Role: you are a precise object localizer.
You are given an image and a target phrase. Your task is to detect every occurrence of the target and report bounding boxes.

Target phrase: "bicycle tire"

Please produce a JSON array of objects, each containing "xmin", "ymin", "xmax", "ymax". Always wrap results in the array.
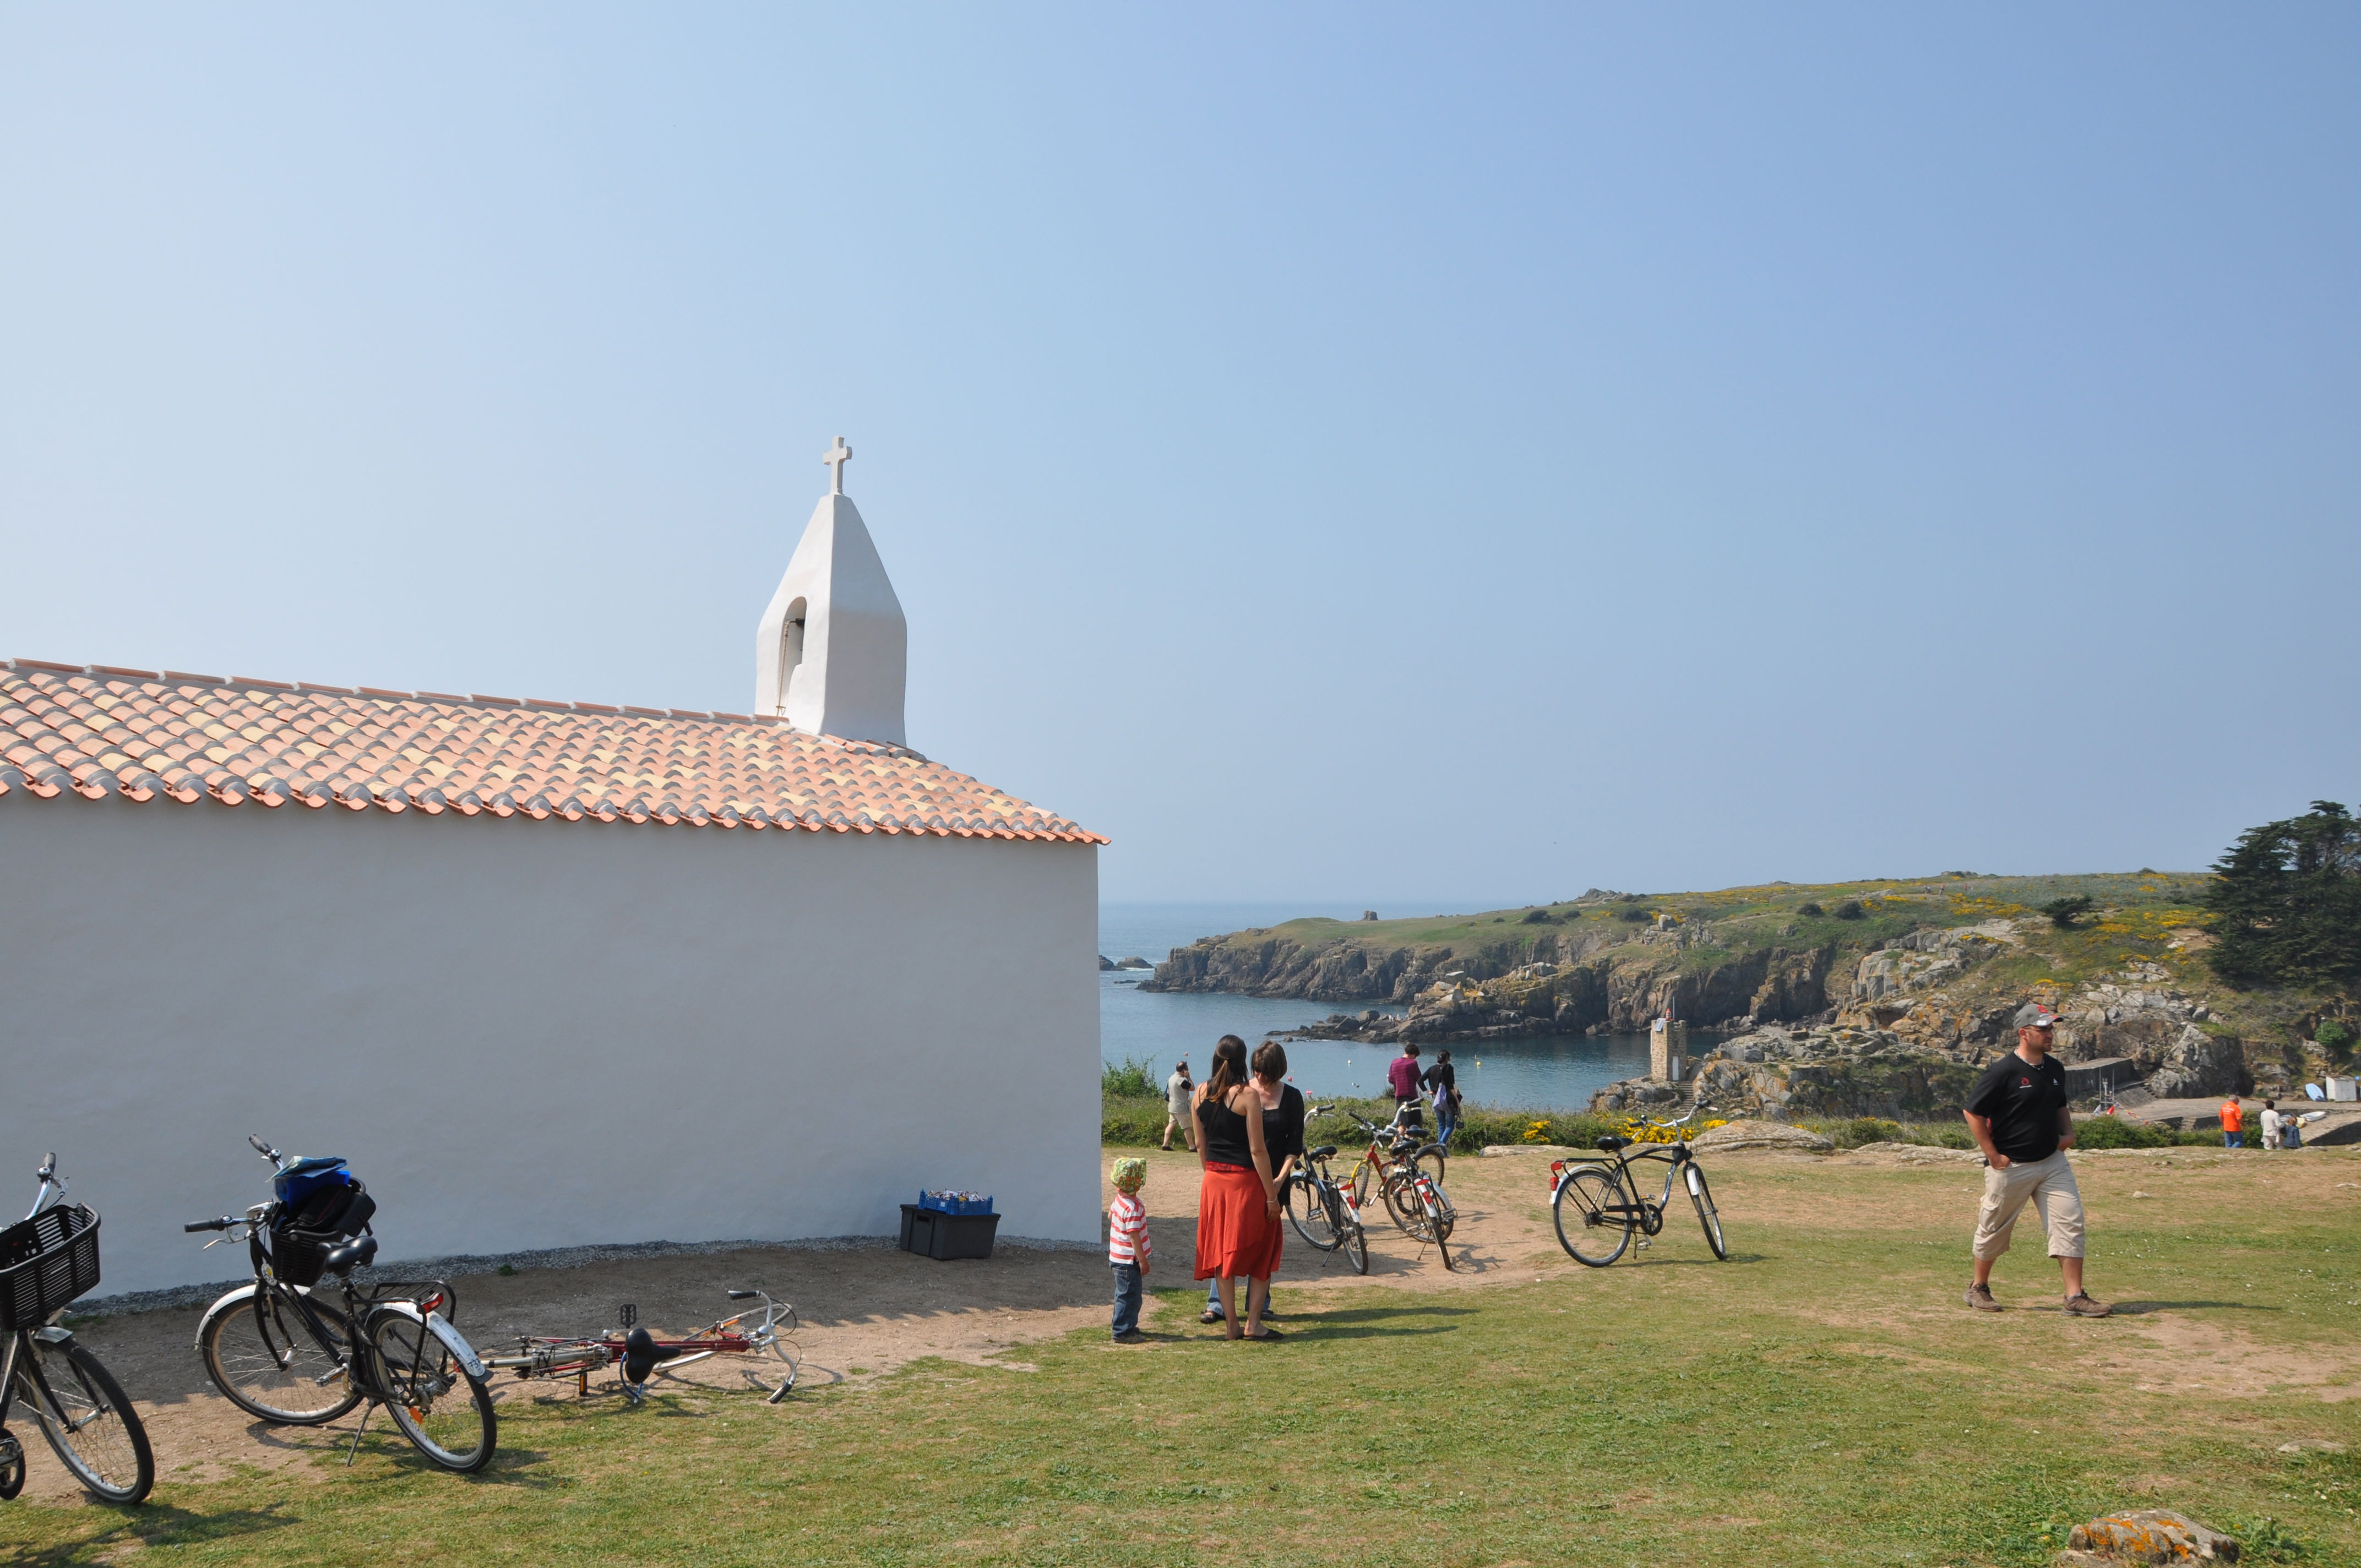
[
  {"xmin": 0, "ymin": 1424, "xmax": 24, "ymax": 1500},
  {"xmin": 1384, "ymin": 1169, "xmax": 1441, "ymax": 1242},
  {"xmin": 1685, "ymin": 1162, "xmax": 1728, "ymax": 1260},
  {"xmin": 1285, "ymin": 1174, "xmax": 1342, "ymax": 1252},
  {"xmin": 202, "ymin": 1288, "xmax": 362, "ymax": 1425},
  {"xmin": 1553, "ymin": 1166, "xmax": 1633, "ymax": 1267},
  {"xmin": 1419, "ymin": 1174, "xmax": 1457, "ymax": 1246},
  {"xmin": 368, "ymin": 1311, "xmax": 496, "ymax": 1473},
  {"xmin": 24, "ymin": 1339, "xmax": 153, "ymax": 1504},
  {"xmin": 1339, "ymin": 1201, "xmax": 1369, "ymax": 1274}
]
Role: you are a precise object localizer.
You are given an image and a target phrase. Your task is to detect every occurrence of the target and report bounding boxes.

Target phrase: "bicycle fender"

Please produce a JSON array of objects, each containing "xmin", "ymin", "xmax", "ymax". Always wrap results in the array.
[
  {"xmin": 194, "ymin": 1284, "xmax": 261, "ymax": 1351},
  {"xmin": 373, "ymin": 1302, "xmax": 489, "ymax": 1382}
]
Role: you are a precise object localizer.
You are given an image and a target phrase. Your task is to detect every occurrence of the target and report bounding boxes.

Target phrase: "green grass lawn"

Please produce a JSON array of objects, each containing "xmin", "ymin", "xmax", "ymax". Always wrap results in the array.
[{"xmin": 10, "ymin": 1155, "xmax": 2358, "ymax": 1567}]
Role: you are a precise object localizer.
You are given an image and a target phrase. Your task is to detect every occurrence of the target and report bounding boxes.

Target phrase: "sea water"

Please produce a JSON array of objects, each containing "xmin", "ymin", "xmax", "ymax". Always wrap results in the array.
[{"xmin": 1098, "ymin": 901, "xmax": 1653, "ymax": 1112}]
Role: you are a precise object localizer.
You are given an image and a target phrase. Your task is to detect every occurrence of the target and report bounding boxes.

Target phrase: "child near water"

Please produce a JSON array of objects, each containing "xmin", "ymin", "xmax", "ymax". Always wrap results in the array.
[{"xmin": 1108, "ymin": 1157, "xmax": 1151, "ymax": 1343}]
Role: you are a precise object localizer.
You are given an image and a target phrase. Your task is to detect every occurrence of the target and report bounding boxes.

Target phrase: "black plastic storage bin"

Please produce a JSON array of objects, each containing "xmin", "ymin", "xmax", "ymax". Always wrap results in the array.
[{"xmin": 898, "ymin": 1204, "xmax": 999, "ymax": 1261}]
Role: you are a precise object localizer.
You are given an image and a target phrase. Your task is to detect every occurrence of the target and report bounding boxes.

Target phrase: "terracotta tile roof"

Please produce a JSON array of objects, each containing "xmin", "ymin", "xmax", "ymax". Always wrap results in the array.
[{"xmin": 0, "ymin": 662, "xmax": 1105, "ymax": 843}]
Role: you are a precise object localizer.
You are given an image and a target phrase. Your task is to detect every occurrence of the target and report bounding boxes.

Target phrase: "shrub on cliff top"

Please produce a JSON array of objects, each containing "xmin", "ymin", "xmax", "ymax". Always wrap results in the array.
[
  {"xmin": 1796, "ymin": 902, "xmax": 1824, "ymax": 918},
  {"xmin": 1832, "ymin": 899, "xmax": 1865, "ymax": 920}
]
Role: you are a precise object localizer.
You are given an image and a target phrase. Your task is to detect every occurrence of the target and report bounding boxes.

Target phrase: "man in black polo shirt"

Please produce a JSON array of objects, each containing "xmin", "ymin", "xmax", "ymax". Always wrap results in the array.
[{"xmin": 1961, "ymin": 1004, "xmax": 2110, "ymax": 1316}]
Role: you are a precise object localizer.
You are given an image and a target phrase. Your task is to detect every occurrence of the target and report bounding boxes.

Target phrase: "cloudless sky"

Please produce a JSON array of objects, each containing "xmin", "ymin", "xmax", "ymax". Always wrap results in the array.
[{"xmin": 4, "ymin": 7, "xmax": 2356, "ymax": 908}]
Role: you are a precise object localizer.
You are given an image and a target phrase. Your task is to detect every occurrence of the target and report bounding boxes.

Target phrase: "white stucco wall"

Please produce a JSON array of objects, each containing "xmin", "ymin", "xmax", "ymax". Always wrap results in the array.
[{"xmin": 0, "ymin": 795, "xmax": 1099, "ymax": 1294}]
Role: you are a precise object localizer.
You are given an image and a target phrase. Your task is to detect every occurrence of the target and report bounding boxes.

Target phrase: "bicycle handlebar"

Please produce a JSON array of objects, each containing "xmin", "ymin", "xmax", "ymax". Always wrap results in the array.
[
  {"xmin": 727, "ymin": 1290, "xmax": 757, "ymax": 1300},
  {"xmin": 247, "ymin": 1134, "xmax": 281, "ymax": 1164},
  {"xmin": 185, "ymin": 1217, "xmax": 235, "ymax": 1232}
]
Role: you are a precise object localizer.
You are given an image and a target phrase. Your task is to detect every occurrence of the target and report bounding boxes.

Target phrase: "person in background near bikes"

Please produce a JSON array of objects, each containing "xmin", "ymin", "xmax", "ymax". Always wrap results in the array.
[
  {"xmin": 1107, "ymin": 1158, "xmax": 1151, "ymax": 1344},
  {"xmin": 2219, "ymin": 1095, "xmax": 2245, "ymax": 1150},
  {"xmin": 1162, "ymin": 1058, "xmax": 1195, "ymax": 1152},
  {"xmin": 1193, "ymin": 1035, "xmax": 1285, "ymax": 1341},
  {"xmin": 1387, "ymin": 1041, "xmax": 1424, "ymax": 1113},
  {"xmin": 1962, "ymin": 1005, "xmax": 2111, "ymax": 1317},
  {"xmin": 1423, "ymin": 1049, "xmax": 1460, "ymax": 1149},
  {"xmin": 1203, "ymin": 1042, "xmax": 1305, "ymax": 1326}
]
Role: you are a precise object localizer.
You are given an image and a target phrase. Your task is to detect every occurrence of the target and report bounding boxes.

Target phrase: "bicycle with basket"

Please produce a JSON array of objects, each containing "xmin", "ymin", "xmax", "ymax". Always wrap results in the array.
[
  {"xmin": 0, "ymin": 1153, "xmax": 154, "ymax": 1504},
  {"xmin": 186, "ymin": 1135, "xmax": 497, "ymax": 1473}
]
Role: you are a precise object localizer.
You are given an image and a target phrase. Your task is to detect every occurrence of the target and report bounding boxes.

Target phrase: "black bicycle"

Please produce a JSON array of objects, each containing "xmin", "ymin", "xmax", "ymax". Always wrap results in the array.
[
  {"xmin": 186, "ymin": 1135, "xmax": 496, "ymax": 1473},
  {"xmin": 0, "ymin": 1155, "xmax": 154, "ymax": 1504},
  {"xmin": 1282, "ymin": 1111, "xmax": 1370, "ymax": 1275},
  {"xmin": 1549, "ymin": 1108, "xmax": 1727, "ymax": 1266}
]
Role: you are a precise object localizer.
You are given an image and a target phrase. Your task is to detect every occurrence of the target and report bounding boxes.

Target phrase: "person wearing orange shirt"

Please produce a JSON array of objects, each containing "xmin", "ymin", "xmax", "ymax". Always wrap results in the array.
[{"xmin": 2219, "ymin": 1095, "xmax": 2244, "ymax": 1150}]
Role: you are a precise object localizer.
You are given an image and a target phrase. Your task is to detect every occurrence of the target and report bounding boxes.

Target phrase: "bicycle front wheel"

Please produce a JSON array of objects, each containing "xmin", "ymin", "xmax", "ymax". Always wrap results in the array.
[
  {"xmin": 1285, "ymin": 1174, "xmax": 1342, "ymax": 1252},
  {"xmin": 203, "ymin": 1288, "xmax": 362, "ymax": 1424},
  {"xmin": 1686, "ymin": 1162, "xmax": 1728, "ymax": 1260},
  {"xmin": 1339, "ymin": 1204, "xmax": 1369, "ymax": 1275},
  {"xmin": 1553, "ymin": 1166, "xmax": 1633, "ymax": 1267},
  {"xmin": 24, "ymin": 1338, "xmax": 153, "ymax": 1504},
  {"xmin": 368, "ymin": 1313, "xmax": 496, "ymax": 1473},
  {"xmin": 1419, "ymin": 1176, "xmax": 1457, "ymax": 1248}
]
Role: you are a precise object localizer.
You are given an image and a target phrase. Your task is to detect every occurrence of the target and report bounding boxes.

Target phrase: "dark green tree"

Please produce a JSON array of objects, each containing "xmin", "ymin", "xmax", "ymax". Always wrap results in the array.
[
  {"xmin": 2040, "ymin": 895, "xmax": 2095, "ymax": 929},
  {"xmin": 2204, "ymin": 801, "xmax": 2361, "ymax": 992}
]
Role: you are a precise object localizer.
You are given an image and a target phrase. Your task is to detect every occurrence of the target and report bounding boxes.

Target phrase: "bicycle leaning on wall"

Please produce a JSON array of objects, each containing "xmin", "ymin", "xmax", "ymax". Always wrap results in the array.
[
  {"xmin": 0, "ymin": 1154, "xmax": 154, "ymax": 1504},
  {"xmin": 185, "ymin": 1135, "xmax": 497, "ymax": 1473},
  {"xmin": 1548, "ymin": 1107, "xmax": 1728, "ymax": 1267}
]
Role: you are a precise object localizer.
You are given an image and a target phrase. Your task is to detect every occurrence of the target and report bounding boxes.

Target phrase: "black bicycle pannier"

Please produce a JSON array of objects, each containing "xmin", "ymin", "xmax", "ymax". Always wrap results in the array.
[{"xmin": 268, "ymin": 1178, "xmax": 376, "ymax": 1288}]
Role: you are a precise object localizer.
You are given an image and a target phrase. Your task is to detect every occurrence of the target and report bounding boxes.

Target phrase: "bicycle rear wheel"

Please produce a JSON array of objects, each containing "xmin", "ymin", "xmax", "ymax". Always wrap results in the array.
[
  {"xmin": 1553, "ymin": 1166, "xmax": 1633, "ymax": 1267},
  {"xmin": 1381, "ymin": 1171, "xmax": 1434, "ymax": 1241},
  {"xmin": 0, "ymin": 1424, "xmax": 25, "ymax": 1500},
  {"xmin": 203, "ymin": 1288, "xmax": 361, "ymax": 1424},
  {"xmin": 1285, "ymin": 1173, "xmax": 1342, "ymax": 1251},
  {"xmin": 24, "ymin": 1338, "xmax": 153, "ymax": 1504},
  {"xmin": 1685, "ymin": 1162, "xmax": 1728, "ymax": 1260},
  {"xmin": 368, "ymin": 1313, "xmax": 496, "ymax": 1473}
]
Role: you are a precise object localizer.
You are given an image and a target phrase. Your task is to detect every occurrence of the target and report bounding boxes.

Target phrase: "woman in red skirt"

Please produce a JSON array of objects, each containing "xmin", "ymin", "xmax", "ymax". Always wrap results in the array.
[{"xmin": 1194, "ymin": 1035, "xmax": 1285, "ymax": 1340}]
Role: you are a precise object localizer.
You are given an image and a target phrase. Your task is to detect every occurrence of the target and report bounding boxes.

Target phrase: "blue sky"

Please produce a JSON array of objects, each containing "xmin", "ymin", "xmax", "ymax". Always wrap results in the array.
[{"xmin": 3, "ymin": 7, "xmax": 2355, "ymax": 908}]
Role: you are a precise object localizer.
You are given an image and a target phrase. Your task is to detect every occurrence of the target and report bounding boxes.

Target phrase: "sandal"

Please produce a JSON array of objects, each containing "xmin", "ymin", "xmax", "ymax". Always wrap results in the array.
[
  {"xmin": 1198, "ymin": 1309, "xmax": 1225, "ymax": 1325},
  {"xmin": 1242, "ymin": 1327, "xmax": 1285, "ymax": 1341}
]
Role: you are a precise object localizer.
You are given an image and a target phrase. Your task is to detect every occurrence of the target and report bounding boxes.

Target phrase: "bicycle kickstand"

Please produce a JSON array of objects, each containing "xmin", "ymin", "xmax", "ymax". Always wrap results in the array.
[{"xmin": 344, "ymin": 1402, "xmax": 376, "ymax": 1467}]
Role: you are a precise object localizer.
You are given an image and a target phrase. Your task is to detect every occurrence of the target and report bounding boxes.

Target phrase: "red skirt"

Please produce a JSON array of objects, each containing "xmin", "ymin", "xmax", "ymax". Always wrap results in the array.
[{"xmin": 1195, "ymin": 1162, "xmax": 1283, "ymax": 1281}]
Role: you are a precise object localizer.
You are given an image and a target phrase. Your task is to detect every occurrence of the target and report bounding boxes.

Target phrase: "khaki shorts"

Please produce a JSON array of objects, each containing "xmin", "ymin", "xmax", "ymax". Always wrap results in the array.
[{"xmin": 1972, "ymin": 1150, "xmax": 2085, "ymax": 1261}]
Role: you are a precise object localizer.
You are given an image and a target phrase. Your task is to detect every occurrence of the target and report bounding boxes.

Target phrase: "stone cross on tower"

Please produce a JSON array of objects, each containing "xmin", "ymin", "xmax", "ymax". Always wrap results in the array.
[{"xmin": 823, "ymin": 435, "xmax": 852, "ymax": 494}]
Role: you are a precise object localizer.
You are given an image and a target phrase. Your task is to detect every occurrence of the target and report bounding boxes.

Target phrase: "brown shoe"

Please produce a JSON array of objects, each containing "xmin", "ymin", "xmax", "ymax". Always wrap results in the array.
[
  {"xmin": 2064, "ymin": 1292, "xmax": 2113, "ymax": 1317},
  {"xmin": 1964, "ymin": 1283, "xmax": 2003, "ymax": 1312}
]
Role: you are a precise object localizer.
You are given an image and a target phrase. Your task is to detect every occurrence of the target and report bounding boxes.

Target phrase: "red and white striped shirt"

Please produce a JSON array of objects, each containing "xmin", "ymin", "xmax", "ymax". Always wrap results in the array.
[{"xmin": 1108, "ymin": 1192, "xmax": 1151, "ymax": 1265}]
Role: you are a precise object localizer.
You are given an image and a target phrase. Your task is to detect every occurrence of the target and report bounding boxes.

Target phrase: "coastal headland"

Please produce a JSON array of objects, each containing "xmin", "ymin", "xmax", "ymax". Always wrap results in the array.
[{"xmin": 1144, "ymin": 873, "xmax": 2355, "ymax": 1128}]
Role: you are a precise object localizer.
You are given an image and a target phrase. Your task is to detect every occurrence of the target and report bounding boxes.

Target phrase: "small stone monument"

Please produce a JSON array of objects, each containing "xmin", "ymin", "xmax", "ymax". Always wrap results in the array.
[{"xmin": 1650, "ymin": 1017, "xmax": 1689, "ymax": 1083}]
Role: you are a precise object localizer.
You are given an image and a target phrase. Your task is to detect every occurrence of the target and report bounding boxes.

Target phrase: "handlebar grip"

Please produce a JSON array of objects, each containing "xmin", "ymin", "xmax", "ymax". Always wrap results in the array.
[
  {"xmin": 727, "ymin": 1290, "xmax": 757, "ymax": 1300},
  {"xmin": 185, "ymin": 1217, "xmax": 232, "ymax": 1232},
  {"xmin": 247, "ymin": 1134, "xmax": 275, "ymax": 1157}
]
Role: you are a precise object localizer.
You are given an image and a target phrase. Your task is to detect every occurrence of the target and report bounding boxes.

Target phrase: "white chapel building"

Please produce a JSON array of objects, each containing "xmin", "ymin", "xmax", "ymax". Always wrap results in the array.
[{"xmin": 0, "ymin": 445, "xmax": 1105, "ymax": 1294}]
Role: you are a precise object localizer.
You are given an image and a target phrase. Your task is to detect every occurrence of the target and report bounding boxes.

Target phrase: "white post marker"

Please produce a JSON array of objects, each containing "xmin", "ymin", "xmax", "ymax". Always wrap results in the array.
[{"xmin": 823, "ymin": 435, "xmax": 852, "ymax": 494}]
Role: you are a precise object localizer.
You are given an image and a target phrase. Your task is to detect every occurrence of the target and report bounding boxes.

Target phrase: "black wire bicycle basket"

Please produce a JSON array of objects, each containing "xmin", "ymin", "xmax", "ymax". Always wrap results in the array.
[{"xmin": 0, "ymin": 1202, "xmax": 102, "ymax": 1331}]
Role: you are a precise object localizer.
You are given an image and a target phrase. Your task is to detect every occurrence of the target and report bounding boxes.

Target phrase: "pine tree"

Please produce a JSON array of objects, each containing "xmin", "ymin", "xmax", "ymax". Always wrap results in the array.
[{"xmin": 2204, "ymin": 801, "xmax": 2361, "ymax": 993}]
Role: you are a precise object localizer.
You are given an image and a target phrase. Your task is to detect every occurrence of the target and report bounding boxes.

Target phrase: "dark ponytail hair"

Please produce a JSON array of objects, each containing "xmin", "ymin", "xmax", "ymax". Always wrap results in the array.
[
  {"xmin": 1204, "ymin": 1035, "xmax": 1249, "ymax": 1107},
  {"xmin": 1252, "ymin": 1041, "xmax": 1288, "ymax": 1081}
]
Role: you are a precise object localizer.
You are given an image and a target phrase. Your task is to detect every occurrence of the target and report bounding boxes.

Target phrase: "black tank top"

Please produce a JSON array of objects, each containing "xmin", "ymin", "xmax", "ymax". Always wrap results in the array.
[{"xmin": 1197, "ymin": 1088, "xmax": 1256, "ymax": 1167}]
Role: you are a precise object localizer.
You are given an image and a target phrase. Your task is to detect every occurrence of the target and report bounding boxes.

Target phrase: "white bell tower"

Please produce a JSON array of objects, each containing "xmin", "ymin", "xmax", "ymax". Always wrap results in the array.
[{"xmin": 754, "ymin": 437, "xmax": 909, "ymax": 745}]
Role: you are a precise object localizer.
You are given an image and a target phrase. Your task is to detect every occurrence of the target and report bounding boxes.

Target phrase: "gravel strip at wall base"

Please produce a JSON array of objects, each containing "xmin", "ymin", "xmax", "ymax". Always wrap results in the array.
[{"xmin": 74, "ymin": 1231, "xmax": 1096, "ymax": 1319}]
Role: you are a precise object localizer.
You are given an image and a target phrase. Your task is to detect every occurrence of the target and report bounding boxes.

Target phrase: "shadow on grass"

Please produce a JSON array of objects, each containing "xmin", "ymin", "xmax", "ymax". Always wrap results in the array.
[
  {"xmin": 4, "ymin": 1500, "xmax": 300, "ymax": 1566},
  {"xmin": 2097, "ymin": 1300, "xmax": 2267, "ymax": 1315}
]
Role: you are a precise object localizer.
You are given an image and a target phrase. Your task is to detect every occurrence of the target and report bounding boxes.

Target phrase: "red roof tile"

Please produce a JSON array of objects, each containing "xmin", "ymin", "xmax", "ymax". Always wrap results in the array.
[{"xmin": 0, "ymin": 662, "xmax": 1105, "ymax": 844}]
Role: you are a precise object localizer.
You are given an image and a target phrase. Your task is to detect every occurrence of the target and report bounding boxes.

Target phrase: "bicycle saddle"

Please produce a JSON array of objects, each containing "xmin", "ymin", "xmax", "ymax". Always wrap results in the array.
[
  {"xmin": 1596, "ymin": 1135, "xmax": 1628, "ymax": 1153},
  {"xmin": 1308, "ymin": 1145, "xmax": 1337, "ymax": 1161},
  {"xmin": 621, "ymin": 1325, "xmax": 681, "ymax": 1385},
  {"xmin": 322, "ymin": 1234, "xmax": 379, "ymax": 1276}
]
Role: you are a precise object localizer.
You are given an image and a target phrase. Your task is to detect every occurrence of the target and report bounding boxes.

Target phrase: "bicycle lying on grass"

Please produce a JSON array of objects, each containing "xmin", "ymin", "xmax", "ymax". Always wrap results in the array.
[
  {"xmin": 0, "ymin": 1155, "xmax": 154, "ymax": 1504},
  {"xmin": 479, "ymin": 1292, "xmax": 801, "ymax": 1405},
  {"xmin": 187, "ymin": 1135, "xmax": 497, "ymax": 1473},
  {"xmin": 1549, "ymin": 1107, "xmax": 1727, "ymax": 1267},
  {"xmin": 1283, "ymin": 1111, "xmax": 1370, "ymax": 1275}
]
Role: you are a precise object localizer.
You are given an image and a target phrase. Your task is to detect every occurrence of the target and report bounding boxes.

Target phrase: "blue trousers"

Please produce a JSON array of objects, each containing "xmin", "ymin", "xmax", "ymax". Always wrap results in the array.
[
  {"xmin": 1112, "ymin": 1263, "xmax": 1143, "ymax": 1337},
  {"xmin": 2224, "ymin": 1131, "xmax": 2244, "ymax": 1148}
]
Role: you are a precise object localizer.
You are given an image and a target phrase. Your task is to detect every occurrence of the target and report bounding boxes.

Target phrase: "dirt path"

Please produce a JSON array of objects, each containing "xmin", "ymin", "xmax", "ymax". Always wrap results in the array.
[{"xmin": 21, "ymin": 1144, "xmax": 2360, "ymax": 1502}]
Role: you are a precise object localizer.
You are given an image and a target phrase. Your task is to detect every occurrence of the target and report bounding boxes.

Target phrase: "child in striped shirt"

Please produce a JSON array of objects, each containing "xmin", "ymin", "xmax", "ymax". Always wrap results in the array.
[{"xmin": 1108, "ymin": 1158, "xmax": 1151, "ymax": 1343}]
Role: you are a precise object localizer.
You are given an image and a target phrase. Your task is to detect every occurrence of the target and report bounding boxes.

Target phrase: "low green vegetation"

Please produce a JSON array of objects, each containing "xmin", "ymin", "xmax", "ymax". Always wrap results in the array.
[{"xmin": 12, "ymin": 1156, "xmax": 2355, "ymax": 1566}]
